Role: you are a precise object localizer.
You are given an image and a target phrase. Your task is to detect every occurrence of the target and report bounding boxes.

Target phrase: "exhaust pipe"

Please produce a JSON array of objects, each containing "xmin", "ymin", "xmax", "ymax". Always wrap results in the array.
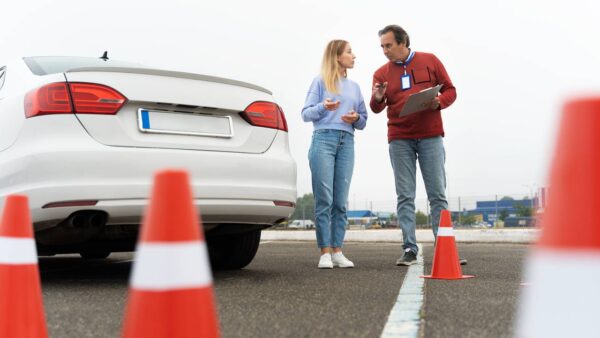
[{"xmin": 36, "ymin": 210, "xmax": 108, "ymax": 246}]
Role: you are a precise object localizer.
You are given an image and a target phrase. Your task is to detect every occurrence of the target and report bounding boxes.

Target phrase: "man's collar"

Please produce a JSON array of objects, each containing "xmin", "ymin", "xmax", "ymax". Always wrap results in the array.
[{"xmin": 395, "ymin": 49, "xmax": 415, "ymax": 65}]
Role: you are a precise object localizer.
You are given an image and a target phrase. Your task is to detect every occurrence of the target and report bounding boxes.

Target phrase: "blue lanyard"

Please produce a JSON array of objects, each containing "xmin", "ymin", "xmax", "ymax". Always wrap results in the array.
[{"xmin": 395, "ymin": 50, "xmax": 415, "ymax": 75}]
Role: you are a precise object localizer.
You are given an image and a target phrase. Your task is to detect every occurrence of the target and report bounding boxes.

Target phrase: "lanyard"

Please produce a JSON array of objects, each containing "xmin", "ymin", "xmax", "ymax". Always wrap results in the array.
[{"xmin": 395, "ymin": 50, "xmax": 415, "ymax": 75}]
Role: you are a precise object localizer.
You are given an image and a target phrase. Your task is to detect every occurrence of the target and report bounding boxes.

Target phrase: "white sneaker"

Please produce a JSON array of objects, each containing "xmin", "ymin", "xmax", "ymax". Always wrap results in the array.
[
  {"xmin": 318, "ymin": 253, "xmax": 333, "ymax": 269},
  {"xmin": 332, "ymin": 252, "xmax": 354, "ymax": 268}
]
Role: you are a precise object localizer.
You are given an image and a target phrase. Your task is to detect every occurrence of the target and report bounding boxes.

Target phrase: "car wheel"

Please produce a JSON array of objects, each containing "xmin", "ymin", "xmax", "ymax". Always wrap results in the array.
[
  {"xmin": 80, "ymin": 251, "xmax": 111, "ymax": 259},
  {"xmin": 208, "ymin": 229, "xmax": 261, "ymax": 270}
]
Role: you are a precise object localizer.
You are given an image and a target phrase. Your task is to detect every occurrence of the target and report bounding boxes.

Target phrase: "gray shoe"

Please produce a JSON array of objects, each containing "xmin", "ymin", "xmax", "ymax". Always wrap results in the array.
[{"xmin": 396, "ymin": 249, "xmax": 417, "ymax": 266}]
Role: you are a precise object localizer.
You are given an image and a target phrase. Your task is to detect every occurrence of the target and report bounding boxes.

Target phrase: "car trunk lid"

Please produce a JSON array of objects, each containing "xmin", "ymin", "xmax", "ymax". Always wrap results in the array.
[{"xmin": 63, "ymin": 67, "xmax": 279, "ymax": 154}]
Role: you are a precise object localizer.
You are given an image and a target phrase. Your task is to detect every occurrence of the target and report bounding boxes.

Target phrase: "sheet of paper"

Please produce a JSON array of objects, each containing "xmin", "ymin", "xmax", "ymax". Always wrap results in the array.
[{"xmin": 399, "ymin": 84, "xmax": 442, "ymax": 117}]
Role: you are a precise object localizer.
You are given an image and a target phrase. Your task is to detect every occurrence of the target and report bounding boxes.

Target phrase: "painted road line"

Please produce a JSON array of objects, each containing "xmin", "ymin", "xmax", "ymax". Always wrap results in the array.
[{"xmin": 380, "ymin": 244, "xmax": 424, "ymax": 338}]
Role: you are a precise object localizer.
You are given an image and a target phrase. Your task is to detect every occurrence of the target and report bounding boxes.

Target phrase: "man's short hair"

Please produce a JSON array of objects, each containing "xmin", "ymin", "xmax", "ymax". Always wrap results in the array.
[{"xmin": 378, "ymin": 25, "xmax": 410, "ymax": 48}]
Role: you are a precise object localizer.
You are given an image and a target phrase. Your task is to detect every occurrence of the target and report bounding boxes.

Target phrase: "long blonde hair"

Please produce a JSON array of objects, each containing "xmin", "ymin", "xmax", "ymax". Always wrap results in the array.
[{"xmin": 320, "ymin": 39, "xmax": 348, "ymax": 94}]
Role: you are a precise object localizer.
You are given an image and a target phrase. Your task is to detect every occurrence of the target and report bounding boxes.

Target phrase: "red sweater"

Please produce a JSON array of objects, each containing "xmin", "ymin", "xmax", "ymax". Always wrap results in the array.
[{"xmin": 370, "ymin": 52, "xmax": 456, "ymax": 142}]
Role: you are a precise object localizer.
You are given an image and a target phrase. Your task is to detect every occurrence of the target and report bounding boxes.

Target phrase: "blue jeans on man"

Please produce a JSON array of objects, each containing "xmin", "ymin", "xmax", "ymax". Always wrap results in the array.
[
  {"xmin": 308, "ymin": 129, "xmax": 354, "ymax": 249},
  {"xmin": 389, "ymin": 136, "xmax": 448, "ymax": 254}
]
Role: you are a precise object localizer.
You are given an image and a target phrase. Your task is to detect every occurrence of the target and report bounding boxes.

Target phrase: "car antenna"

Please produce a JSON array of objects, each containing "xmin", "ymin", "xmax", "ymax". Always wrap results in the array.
[{"xmin": 100, "ymin": 51, "xmax": 109, "ymax": 61}]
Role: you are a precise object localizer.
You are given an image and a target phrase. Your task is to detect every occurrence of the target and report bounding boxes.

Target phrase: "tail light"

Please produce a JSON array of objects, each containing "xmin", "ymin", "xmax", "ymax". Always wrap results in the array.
[
  {"xmin": 240, "ymin": 101, "xmax": 288, "ymax": 131},
  {"xmin": 24, "ymin": 83, "xmax": 72, "ymax": 117},
  {"xmin": 69, "ymin": 83, "xmax": 126, "ymax": 114},
  {"xmin": 25, "ymin": 82, "xmax": 127, "ymax": 118}
]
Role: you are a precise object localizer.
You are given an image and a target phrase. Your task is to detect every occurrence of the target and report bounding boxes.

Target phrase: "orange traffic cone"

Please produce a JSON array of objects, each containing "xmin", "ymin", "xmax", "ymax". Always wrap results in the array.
[
  {"xmin": 516, "ymin": 97, "xmax": 600, "ymax": 337},
  {"xmin": 122, "ymin": 170, "xmax": 220, "ymax": 338},
  {"xmin": 0, "ymin": 195, "xmax": 48, "ymax": 338},
  {"xmin": 422, "ymin": 210, "xmax": 474, "ymax": 280}
]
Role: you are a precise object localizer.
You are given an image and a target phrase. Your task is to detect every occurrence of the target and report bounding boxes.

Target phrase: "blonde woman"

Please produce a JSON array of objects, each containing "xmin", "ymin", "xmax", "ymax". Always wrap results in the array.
[{"xmin": 301, "ymin": 40, "xmax": 368, "ymax": 269}]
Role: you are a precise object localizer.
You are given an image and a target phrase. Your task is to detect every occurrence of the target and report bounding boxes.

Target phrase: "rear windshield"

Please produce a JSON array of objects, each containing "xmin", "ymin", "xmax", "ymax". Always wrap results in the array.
[{"xmin": 23, "ymin": 56, "xmax": 143, "ymax": 76}]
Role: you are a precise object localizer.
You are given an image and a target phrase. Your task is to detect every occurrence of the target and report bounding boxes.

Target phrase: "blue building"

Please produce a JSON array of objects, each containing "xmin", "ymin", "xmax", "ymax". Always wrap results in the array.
[
  {"xmin": 346, "ymin": 210, "xmax": 377, "ymax": 226},
  {"xmin": 460, "ymin": 198, "xmax": 536, "ymax": 224}
]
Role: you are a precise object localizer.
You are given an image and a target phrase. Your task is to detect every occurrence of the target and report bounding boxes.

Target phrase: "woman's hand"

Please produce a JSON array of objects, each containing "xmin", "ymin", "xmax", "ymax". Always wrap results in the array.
[
  {"xmin": 342, "ymin": 110, "xmax": 359, "ymax": 124},
  {"xmin": 323, "ymin": 98, "xmax": 341, "ymax": 111}
]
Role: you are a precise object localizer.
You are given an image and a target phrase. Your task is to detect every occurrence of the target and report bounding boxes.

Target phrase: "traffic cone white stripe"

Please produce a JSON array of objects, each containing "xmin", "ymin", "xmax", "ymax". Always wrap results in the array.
[
  {"xmin": 517, "ymin": 250, "xmax": 600, "ymax": 337},
  {"xmin": 130, "ymin": 241, "xmax": 213, "ymax": 290},
  {"xmin": 0, "ymin": 236, "xmax": 38, "ymax": 264},
  {"xmin": 437, "ymin": 227, "xmax": 454, "ymax": 237}
]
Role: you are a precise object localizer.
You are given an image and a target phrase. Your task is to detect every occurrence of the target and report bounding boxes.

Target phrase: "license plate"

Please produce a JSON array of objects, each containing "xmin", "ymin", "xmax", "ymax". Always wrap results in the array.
[{"xmin": 137, "ymin": 109, "xmax": 233, "ymax": 138}]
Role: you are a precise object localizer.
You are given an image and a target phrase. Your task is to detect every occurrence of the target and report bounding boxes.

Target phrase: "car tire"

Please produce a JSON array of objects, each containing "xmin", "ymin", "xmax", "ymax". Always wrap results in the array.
[
  {"xmin": 80, "ymin": 251, "xmax": 111, "ymax": 259},
  {"xmin": 208, "ymin": 229, "xmax": 261, "ymax": 270}
]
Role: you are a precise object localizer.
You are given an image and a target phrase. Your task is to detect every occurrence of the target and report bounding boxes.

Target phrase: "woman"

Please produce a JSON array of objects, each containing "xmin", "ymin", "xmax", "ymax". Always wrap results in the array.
[{"xmin": 301, "ymin": 40, "xmax": 368, "ymax": 269}]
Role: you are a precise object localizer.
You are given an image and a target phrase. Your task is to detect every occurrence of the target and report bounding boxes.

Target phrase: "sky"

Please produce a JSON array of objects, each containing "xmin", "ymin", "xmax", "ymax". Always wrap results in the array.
[{"xmin": 1, "ymin": 0, "xmax": 599, "ymax": 212}]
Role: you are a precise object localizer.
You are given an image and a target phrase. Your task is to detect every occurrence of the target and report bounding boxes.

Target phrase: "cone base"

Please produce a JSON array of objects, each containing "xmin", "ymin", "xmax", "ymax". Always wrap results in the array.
[
  {"xmin": 122, "ymin": 287, "xmax": 219, "ymax": 338},
  {"xmin": 420, "ymin": 274, "xmax": 475, "ymax": 280},
  {"xmin": 0, "ymin": 264, "xmax": 48, "ymax": 338}
]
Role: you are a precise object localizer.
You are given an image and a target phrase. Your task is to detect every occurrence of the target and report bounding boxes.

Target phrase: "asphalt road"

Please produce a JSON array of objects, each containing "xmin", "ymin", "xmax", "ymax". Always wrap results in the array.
[
  {"xmin": 422, "ymin": 243, "xmax": 529, "ymax": 338},
  {"xmin": 37, "ymin": 242, "xmax": 529, "ymax": 338}
]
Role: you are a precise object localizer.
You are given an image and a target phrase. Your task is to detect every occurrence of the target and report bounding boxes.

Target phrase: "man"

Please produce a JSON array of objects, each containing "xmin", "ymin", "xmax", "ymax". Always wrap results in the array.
[{"xmin": 370, "ymin": 25, "xmax": 466, "ymax": 266}]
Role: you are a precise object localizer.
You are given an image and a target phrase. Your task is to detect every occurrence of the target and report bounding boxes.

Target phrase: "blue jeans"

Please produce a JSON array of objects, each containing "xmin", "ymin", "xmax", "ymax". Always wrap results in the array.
[
  {"xmin": 389, "ymin": 136, "xmax": 448, "ymax": 254},
  {"xmin": 308, "ymin": 129, "xmax": 354, "ymax": 248}
]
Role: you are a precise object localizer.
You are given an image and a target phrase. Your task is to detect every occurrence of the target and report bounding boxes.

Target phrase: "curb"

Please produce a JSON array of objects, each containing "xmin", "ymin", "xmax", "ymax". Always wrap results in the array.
[{"xmin": 262, "ymin": 229, "xmax": 538, "ymax": 244}]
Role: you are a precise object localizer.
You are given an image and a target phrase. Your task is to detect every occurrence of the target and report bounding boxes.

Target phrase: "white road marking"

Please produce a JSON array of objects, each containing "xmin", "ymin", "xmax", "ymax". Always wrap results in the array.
[{"xmin": 380, "ymin": 244, "xmax": 424, "ymax": 338}]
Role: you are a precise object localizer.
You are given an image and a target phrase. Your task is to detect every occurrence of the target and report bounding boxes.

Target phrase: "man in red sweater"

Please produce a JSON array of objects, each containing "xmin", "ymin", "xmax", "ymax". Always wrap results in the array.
[{"xmin": 370, "ymin": 25, "xmax": 466, "ymax": 266}]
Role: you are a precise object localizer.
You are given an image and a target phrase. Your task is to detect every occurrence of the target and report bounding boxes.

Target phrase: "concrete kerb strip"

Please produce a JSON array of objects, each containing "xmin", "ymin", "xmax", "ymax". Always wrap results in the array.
[{"xmin": 261, "ymin": 229, "xmax": 538, "ymax": 244}]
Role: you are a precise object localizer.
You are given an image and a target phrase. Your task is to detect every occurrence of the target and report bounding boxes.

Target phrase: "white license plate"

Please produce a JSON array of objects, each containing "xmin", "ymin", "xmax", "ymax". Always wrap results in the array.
[{"xmin": 137, "ymin": 109, "xmax": 233, "ymax": 138}]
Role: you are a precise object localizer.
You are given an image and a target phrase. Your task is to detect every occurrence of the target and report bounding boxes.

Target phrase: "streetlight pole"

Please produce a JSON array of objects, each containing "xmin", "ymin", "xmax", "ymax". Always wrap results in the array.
[
  {"xmin": 458, "ymin": 197, "xmax": 462, "ymax": 225},
  {"xmin": 495, "ymin": 195, "xmax": 498, "ymax": 228},
  {"xmin": 522, "ymin": 184, "xmax": 537, "ymax": 227},
  {"xmin": 522, "ymin": 184, "xmax": 536, "ymax": 212}
]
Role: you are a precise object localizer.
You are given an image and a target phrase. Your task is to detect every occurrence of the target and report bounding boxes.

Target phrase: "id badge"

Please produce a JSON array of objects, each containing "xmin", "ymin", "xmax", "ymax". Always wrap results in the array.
[{"xmin": 401, "ymin": 74, "xmax": 411, "ymax": 90}]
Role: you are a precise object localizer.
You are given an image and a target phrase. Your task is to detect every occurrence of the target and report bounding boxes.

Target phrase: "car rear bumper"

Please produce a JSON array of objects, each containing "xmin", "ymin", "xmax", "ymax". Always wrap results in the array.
[{"xmin": 0, "ymin": 116, "xmax": 296, "ymax": 229}]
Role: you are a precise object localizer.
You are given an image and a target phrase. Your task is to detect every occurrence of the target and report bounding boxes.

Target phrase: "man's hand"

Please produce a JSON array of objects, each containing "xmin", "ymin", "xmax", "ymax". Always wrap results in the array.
[
  {"xmin": 341, "ymin": 110, "xmax": 359, "ymax": 124},
  {"xmin": 372, "ymin": 82, "xmax": 388, "ymax": 103},
  {"xmin": 429, "ymin": 97, "xmax": 440, "ymax": 110},
  {"xmin": 323, "ymin": 98, "xmax": 341, "ymax": 111}
]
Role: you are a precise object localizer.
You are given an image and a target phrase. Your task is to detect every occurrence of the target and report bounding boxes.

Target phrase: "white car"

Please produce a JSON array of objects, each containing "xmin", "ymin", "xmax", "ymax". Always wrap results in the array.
[
  {"xmin": 288, "ymin": 219, "xmax": 315, "ymax": 229},
  {"xmin": 0, "ymin": 55, "xmax": 296, "ymax": 269}
]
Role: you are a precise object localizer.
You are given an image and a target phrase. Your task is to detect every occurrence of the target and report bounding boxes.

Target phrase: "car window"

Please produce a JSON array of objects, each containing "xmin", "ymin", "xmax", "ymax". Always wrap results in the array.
[
  {"xmin": 23, "ymin": 56, "xmax": 143, "ymax": 76},
  {"xmin": 0, "ymin": 66, "xmax": 6, "ymax": 91}
]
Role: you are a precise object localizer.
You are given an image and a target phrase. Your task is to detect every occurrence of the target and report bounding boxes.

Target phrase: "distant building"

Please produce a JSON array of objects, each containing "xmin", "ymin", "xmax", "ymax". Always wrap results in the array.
[
  {"xmin": 503, "ymin": 216, "xmax": 537, "ymax": 227},
  {"xmin": 456, "ymin": 198, "xmax": 537, "ymax": 224},
  {"xmin": 537, "ymin": 187, "xmax": 548, "ymax": 212},
  {"xmin": 347, "ymin": 210, "xmax": 378, "ymax": 227},
  {"xmin": 375, "ymin": 211, "xmax": 394, "ymax": 225}
]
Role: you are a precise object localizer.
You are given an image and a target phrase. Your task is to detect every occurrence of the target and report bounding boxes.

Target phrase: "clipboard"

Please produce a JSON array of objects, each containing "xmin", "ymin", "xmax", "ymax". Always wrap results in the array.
[{"xmin": 399, "ymin": 84, "xmax": 442, "ymax": 117}]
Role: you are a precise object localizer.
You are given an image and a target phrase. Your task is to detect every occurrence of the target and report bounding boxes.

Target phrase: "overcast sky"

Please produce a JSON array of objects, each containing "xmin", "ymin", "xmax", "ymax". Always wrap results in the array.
[{"xmin": 2, "ymin": 0, "xmax": 599, "ymax": 212}]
